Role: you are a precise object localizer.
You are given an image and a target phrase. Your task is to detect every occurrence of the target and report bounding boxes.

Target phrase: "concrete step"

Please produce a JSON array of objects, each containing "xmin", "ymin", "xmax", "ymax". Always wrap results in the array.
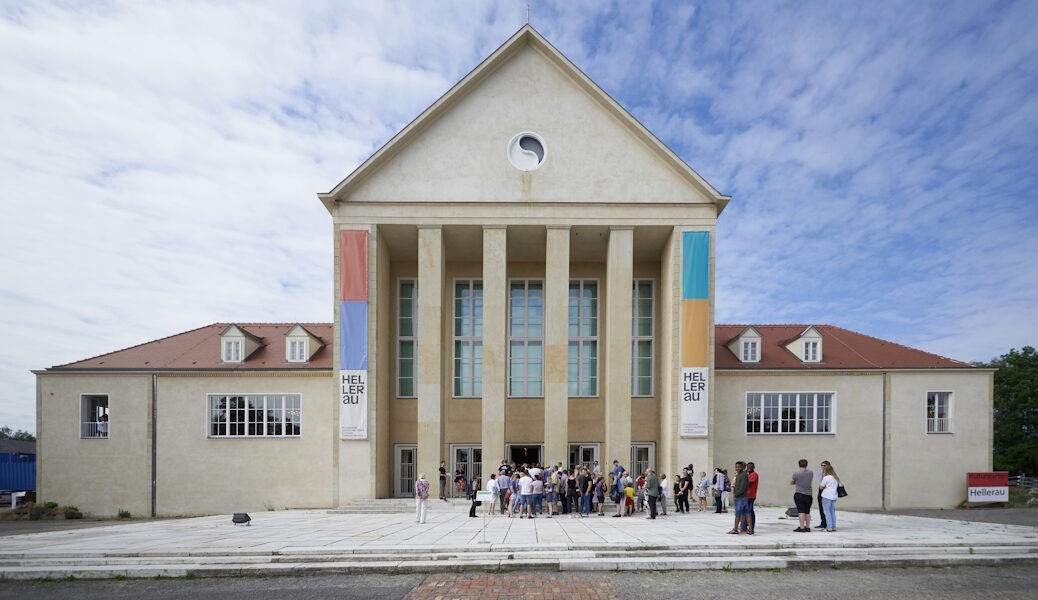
[{"xmin": 2, "ymin": 549, "xmax": 1036, "ymax": 580}]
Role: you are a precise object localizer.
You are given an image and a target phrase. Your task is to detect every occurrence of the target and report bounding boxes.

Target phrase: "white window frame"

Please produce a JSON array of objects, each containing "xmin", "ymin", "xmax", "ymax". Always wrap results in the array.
[
  {"xmin": 508, "ymin": 279, "xmax": 544, "ymax": 398},
  {"xmin": 397, "ymin": 278, "xmax": 418, "ymax": 398},
  {"xmin": 804, "ymin": 340, "xmax": 819, "ymax": 362},
  {"xmin": 926, "ymin": 391, "xmax": 953, "ymax": 434},
  {"xmin": 223, "ymin": 338, "xmax": 242, "ymax": 363},
  {"xmin": 206, "ymin": 393, "xmax": 302, "ymax": 438},
  {"xmin": 567, "ymin": 442, "xmax": 601, "ymax": 469},
  {"xmin": 631, "ymin": 279, "xmax": 654, "ymax": 397},
  {"xmin": 744, "ymin": 391, "xmax": 836, "ymax": 435},
  {"xmin": 394, "ymin": 444, "xmax": 418, "ymax": 498},
  {"xmin": 453, "ymin": 279, "xmax": 483, "ymax": 398},
  {"xmin": 287, "ymin": 338, "xmax": 308, "ymax": 363},
  {"xmin": 630, "ymin": 442, "xmax": 656, "ymax": 475},
  {"xmin": 568, "ymin": 279, "xmax": 599, "ymax": 397},
  {"xmin": 79, "ymin": 393, "xmax": 109, "ymax": 439},
  {"xmin": 741, "ymin": 339, "xmax": 759, "ymax": 363},
  {"xmin": 450, "ymin": 443, "xmax": 483, "ymax": 484}
]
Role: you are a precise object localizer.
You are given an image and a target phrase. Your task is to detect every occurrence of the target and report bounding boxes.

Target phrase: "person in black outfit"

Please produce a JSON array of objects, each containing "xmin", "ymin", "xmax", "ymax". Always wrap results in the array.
[
  {"xmin": 468, "ymin": 473, "xmax": 482, "ymax": 517},
  {"xmin": 566, "ymin": 469, "xmax": 578, "ymax": 515},
  {"xmin": 678, "ymin": 468, "xmax": 692, "ymax": 513},
  {"xmin": 438, "ymin": 460, "xmax": 447, "ymax": 501}
]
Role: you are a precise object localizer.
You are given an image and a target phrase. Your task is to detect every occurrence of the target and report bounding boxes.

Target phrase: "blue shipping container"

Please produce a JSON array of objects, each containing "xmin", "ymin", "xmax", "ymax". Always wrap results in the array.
[{"xmin": 0, "ymin": 453, "xmax": 36, "ymax": 491}]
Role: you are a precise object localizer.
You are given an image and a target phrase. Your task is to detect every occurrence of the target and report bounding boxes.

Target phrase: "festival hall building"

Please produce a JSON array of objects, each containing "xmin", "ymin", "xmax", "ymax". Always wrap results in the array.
[{"xmin": 33, "ymin": 26, "xmax": 992, "ymax": 516}]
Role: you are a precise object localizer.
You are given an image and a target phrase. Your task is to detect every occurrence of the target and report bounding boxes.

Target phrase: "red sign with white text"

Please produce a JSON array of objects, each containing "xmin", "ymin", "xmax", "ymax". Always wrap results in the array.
[{"xmin": 967, "ymin": 472, "xmax": 1009, "ymax": 503}]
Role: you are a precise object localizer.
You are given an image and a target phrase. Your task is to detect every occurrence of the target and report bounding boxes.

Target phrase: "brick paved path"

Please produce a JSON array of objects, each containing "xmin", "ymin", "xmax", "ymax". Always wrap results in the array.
[{"xmin": 404, "ymin": 574, "xmax": 621, "ymax": 600}]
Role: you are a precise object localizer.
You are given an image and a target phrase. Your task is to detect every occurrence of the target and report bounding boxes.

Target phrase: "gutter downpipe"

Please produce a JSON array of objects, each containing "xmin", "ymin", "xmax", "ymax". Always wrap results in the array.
[
  {"xmin": 880, "ymin": 369, "xmax": 888, "ymax": 508},
  {"xmin": 151, "ymin": 373, "xmax": 157, "ymax": 517}
]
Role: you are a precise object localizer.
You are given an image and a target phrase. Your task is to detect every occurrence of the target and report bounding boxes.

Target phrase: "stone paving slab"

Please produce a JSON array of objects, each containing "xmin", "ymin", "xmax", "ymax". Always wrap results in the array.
[{"xmin": 0, "ymin": 507, "xmax": 1035, "ymax": 579}]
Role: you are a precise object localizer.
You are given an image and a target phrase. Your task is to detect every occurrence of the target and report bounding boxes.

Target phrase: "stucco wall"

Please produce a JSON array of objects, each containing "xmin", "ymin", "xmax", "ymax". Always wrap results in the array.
[
  {"xmin": 346, "ymin": 43, "xmax": 711, "ymax": 206},
  {"xmin": 36, "ymin": 373, "xmax": 152, "ymax": 517},
  {"xmin": 713, "ymin": 371, "xmax": 885, "ymax": 510},
  {"xmin": 887, "ymin": 370, "xmax": 993, "ymax": 508},
  {"xmin": 154, "ymin": 373, "xmax": 334, "ymax": 515}
]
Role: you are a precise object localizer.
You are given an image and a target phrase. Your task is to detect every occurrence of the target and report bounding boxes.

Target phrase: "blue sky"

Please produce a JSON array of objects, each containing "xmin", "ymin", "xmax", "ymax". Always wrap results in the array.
[{"xmin": 2, "ymin": 1, "xmax": 1037, "ymax": 434}]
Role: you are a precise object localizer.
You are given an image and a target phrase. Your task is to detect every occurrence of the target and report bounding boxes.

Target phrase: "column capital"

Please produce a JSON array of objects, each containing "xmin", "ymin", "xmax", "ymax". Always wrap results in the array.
[
  {"xmin": 609, "ymin": 225, "xmax": 635, "ymax": 232},
  {"xmin": 482, "ymin": 224, "xmax": 508, "ymax": 231},
  {"xmin": 545, "ymin": 225, "xmax": 571, "ymax": 231},
  {"xmin": 417, "ymin": 224, "xmax": 442, "ymax": 231}
]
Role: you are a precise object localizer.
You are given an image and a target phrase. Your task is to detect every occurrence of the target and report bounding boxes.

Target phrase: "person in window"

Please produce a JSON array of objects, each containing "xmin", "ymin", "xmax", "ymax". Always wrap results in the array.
[{"xmin": 96, "ymin": 414, "xmax": 108, "ymax": 437}]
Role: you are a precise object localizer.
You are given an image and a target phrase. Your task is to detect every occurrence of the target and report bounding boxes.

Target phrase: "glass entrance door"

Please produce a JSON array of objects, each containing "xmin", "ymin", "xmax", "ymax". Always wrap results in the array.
[
  {"xmin": 630, "ymin": 442, "xmax": 655, "ymax": 476},
  {"xmin": 568, "ymin": 443, "xmax": 600, "ymax": 470},
  {"xmin": 395, "ymin": 445, "xmax": 417, "ymax": 498},
  {"xmin": 452, "ymin": 445, "xmax": 482, "ymax": 489}
]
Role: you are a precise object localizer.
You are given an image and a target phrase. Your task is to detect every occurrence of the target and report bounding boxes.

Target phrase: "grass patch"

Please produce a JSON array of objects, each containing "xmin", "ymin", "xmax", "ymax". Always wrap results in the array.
[{"xmin": 1005, "ymin": 486, "xmax": 1035, "ymax": 509}]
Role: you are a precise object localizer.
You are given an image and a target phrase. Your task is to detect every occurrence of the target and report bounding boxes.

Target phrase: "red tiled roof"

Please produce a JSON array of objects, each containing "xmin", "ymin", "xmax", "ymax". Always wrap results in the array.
[
  {"xmin": 48, "ymin": 322, "xmax": 970, "ymax": 372},
  {"xmin": 49, "ymin": 323, "xmax": 333, "ymax": 371},
  {"xmin": 715, "ymin": 324, "xmax": 970, "ymax": 370}
]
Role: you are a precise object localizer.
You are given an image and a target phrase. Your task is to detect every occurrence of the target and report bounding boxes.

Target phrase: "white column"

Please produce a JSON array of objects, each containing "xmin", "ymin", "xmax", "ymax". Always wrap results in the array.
[
  {"xmin": 544, "ymin": 226, "xmax": 570, "ymax": 465},
  {"xmin": 604, "ymin": 226, "xmax": 633, "ymax": 472},
  {"xmin": 416, "ymin": 226, "xmax": 445, "ymax": 486},
  {"xmin": 482, "ymin": 226, "xmax": 507, "ymax": 468}
]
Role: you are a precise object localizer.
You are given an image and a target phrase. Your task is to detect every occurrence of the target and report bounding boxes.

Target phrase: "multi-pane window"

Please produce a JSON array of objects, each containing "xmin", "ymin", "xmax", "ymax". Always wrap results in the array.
[
  {"xmin": 927, "ymin": 392, "xmax": 951, "ymax": 433},
  {"xmin": 453, "ymin": 280, "xmax": 483, "ymax": 397},
  {"xmin": 745, "ymin": 392, "xmax": 833, "ymax": 434},
  {"xmin": 508, "ymin": 280, "xmax": 543, "ymax": 397},
  {"xmin": 398, "ymin": 280, "xmax": 417, "ymax": 397},
  {"xmin": 80, "ymin": 394, "xmax": 109, "ymax": 438},
  {"xmin": 208, "ymin": 394, "xmax": 301, "ymax": 437},
  {"xmin": 568, "ymin": 280, "xmax": 598, "ymax": 397},
  {"xmin": 287, "ymin": 339, "xmax": 307, "ymax": 362},
  {"xmin": 223, "ymin": 339, "xmax": 242, "ymax": 363},
  {"xmin": 804, "ymin": 340, "xmax": 819, "ymax": 362},
  {"xmin": 631, "ymin": 280, "xmax": 654, "ymax": 396},
  {"xmin": 742, "ymin": 340, "xmax": 758, "ymax": 362}
]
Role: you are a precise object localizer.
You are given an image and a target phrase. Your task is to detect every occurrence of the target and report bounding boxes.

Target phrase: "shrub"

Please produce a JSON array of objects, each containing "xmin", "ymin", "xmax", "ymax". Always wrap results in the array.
[
  {"xmin": 43, "ymin": 501, "xmax": 58, "ymax": 510},
  {"xmin": 61, "ymin": 505, "xmax": 83, "ymax": 519},
  {"xmin": 118, "ymin": 509, "xmax": 131, "ymax": 519}
]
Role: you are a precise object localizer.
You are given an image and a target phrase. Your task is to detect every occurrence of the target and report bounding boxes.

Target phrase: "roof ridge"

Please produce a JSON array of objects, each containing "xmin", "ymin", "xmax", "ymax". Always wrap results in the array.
[{"xmin": 49, "ymin": 323, "xmax": 222, "ymax": 369}]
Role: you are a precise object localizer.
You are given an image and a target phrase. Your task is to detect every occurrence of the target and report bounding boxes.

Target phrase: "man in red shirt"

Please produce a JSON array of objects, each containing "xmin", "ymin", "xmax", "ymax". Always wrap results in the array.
[{"xmin": 746, "ymin": 462, "xmax": 759, "ymax": 534}]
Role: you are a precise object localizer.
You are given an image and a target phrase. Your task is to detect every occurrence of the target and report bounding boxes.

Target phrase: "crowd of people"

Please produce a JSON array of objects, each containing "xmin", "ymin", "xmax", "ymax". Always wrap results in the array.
[{"xmin": 414, "ymin": 457, "xmax": 843, "ymax": 532}]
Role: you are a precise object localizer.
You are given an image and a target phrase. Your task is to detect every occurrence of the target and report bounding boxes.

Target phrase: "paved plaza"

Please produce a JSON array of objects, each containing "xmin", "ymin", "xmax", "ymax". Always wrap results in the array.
[{"xmin": 1, "ymin": 502, "xmax": 1036, "ymax": 579}]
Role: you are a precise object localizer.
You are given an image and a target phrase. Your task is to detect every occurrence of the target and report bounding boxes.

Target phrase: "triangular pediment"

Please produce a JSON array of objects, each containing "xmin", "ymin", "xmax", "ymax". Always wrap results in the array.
[{"xmin": 320, "ymin": 26, "xmax": 728, "ymax": 211}]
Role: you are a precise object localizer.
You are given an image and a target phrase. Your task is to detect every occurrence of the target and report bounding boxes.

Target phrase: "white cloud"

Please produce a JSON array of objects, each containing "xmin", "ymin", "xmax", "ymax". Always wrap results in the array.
[{"xmin": 2, "ymin": 1, "xmax": 1037, "ymax": 433}]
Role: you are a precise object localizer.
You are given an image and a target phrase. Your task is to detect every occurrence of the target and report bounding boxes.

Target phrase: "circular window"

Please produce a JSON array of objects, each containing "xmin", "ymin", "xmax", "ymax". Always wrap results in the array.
[{"xmin": 506, "ymin": 132, "xmax": 546, "ymax": 171}]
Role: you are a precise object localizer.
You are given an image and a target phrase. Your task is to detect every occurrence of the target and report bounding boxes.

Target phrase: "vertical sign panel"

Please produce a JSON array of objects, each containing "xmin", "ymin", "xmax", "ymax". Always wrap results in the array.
[
  {"xmin": 680, "ymin": 231, "xmax": 709, "ymax": 437},
  {"xmin": 339, "ymin": 229, "xmax": 368, "ymax": 440}
]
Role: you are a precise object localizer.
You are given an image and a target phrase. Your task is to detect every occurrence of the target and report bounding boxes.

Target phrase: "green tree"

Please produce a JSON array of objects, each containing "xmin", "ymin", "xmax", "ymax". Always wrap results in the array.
[
  {"xmin": 0, "ymin": 426, "xmax": 36, "ymax": 441},
  {"xmin": 984, "ymin": 346, "xmax": 1038, "ymax": 474}
]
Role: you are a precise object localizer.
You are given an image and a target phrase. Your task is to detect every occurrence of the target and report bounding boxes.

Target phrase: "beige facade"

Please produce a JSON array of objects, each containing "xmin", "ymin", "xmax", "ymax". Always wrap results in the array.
[{"xmin": 33, "ymin": 26, "xmax": 993, "ymax": 516}]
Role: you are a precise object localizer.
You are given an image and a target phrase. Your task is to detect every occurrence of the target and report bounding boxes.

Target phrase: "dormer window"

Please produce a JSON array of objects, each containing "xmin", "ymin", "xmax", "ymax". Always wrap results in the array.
[
  {"xmin": 287, "ymin": 339, "xmax": 308, "ymax": 363},
  {"xmin": 804, "ymin": 340, "xmax": 819, "ymax": 362},
  {"xmin": 284, "ymin": 324, "xmax": 322, "ymax": 364},
  {"xmin": 223, "ymin": 339, "xmax": 242, "ymax": 363},
  {"xmin": 742, "ymin": 340, "xmax": 758, "ymax": 362}
]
